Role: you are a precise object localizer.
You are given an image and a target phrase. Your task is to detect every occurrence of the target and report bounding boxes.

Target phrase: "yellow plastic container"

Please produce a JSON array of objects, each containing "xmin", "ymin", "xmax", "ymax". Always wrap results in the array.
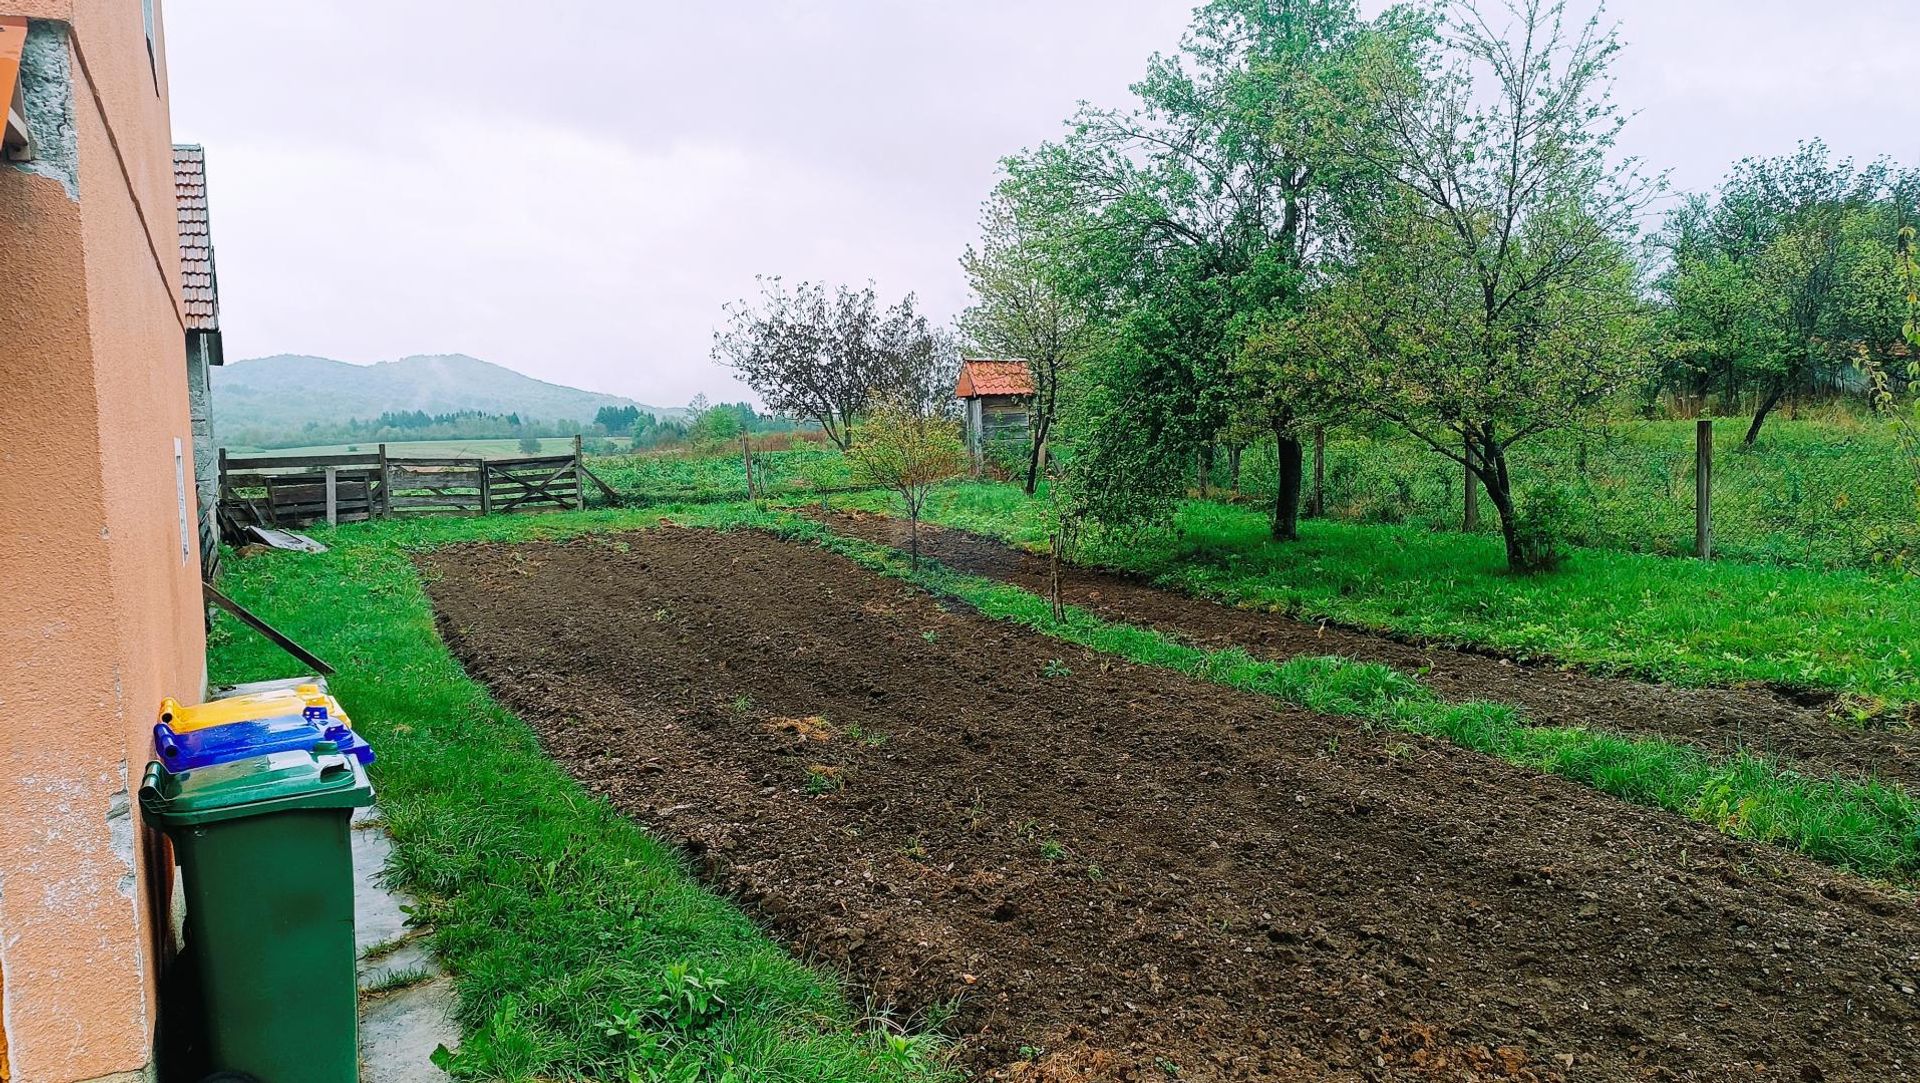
[{"xmin": 159, "ymin": 683, "xmax": 351, "ymax": 734}]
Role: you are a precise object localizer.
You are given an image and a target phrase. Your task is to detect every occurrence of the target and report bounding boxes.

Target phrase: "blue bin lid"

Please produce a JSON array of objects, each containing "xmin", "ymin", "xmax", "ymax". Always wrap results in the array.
[{"xmin": 153, "ymin": 705, "xmax": 374, "ymax": 772}]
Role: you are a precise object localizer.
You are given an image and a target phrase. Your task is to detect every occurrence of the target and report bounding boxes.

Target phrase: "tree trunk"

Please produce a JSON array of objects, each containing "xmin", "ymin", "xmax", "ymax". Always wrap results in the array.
[
  {"xmin": 1744, "ymin": 385, "xmax": 1785, "ymax": 446},
  {"xmin": 1024, "ymin": 415, "xmax": 1051, "ymax": 496},
  {"xmin": 908, "ymin": 509, "xmax": 921, "ymax": 569},
  {"xmin": 1310, "ymin": 427, "xmax": 1325, "ymax": 518},
  {"xmin": 1229, "ymin": 444, "xmax": 1243, "ymax": 496},
  {"xmin": 1474, "ymin": 439, "xmax": 1527, "ymax": 570},
  {"xmin": 1197, "ymin": 445, "xmax": 1214, "ymax": 499},
  {"xmin": 1272, "ymin": 426, "xmax": 1303, "ymax": 542}
]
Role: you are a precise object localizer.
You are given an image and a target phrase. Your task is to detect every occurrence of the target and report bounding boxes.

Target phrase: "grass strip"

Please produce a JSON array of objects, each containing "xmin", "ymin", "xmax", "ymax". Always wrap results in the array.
[
  {"xmin": 775, "ymin": 513, "xmax": 1920, "ymax": 883},
  {"xmin": 832, "ymin": 483, "xmax": 1920, "ymax": 711},
  {"xmin": 209, "ymin": 510, "xmax": 957, "ymax": 1083}
]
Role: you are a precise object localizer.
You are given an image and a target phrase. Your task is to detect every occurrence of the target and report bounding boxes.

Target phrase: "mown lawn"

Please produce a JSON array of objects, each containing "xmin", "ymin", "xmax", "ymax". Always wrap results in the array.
[
  {"xmin": 210, "ymin": 506, "xmax": 957, "ymax": 1083},
  {"xmin": 834, "ymin": 482, "xmax": 1920, "ymax": 709}
]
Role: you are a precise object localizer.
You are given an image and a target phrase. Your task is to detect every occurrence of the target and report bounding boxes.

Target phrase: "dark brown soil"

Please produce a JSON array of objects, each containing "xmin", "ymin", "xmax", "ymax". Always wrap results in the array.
[
  {"xmin": 420, "ymin": 529, "xmax": 1920, "ymax": 1082},
  {"xmin": 812, "ymin": 509, "xmax": 1920, "ymax": 792}
]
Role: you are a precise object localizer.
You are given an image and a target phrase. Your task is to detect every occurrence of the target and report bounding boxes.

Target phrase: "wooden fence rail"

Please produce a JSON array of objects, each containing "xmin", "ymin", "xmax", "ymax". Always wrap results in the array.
[{"xmin": 218, "ymin": 437, "xmax": 606, "ymax": 534}]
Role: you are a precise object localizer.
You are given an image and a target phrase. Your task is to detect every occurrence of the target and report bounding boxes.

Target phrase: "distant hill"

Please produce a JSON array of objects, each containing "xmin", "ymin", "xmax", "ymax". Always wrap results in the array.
[{"xmin": 211, "ymin": 353, "xmax": 683, "ymax": 443}]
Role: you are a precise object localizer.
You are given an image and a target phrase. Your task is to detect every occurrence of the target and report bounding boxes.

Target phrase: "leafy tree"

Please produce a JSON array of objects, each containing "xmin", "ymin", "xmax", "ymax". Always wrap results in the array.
[
  {"xmin": 1660, "ymin": 142, "xmax": 1906, "ymax": 443},
  {"xmin": 995, "ymin": 0, "xmax": 1423, "ymax": 538},
  {"xmin": 517, "ymin": 434, "xmax": 542, "ymax": 454},
  {"xmin": 960, "ymin": 187, "xmax": 1096, "ymax": 494},
  {"xmin": 1319, "ymin": 0, "xmax": 1656, "ymax": 570},
  {"xmin": 712, "ymin": 279, "xmax": 956, "ymax": 450},
  {"xmin": 846, "ymin": 396, "xmax": 966, "ymax": 567},
  {"xmin": 689, "ymin": 403, "xmax": 745, "ymax": 446}
]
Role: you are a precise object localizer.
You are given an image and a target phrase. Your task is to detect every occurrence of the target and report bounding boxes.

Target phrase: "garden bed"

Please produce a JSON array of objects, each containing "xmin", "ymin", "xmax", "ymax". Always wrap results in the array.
[
  {"xmin": 421, "ymin": 528, "xmax": 1920, "ymax": 1081},
  {"xmin": 813, "ymin": 510, "xmax": 1920, "ymax": 792}
]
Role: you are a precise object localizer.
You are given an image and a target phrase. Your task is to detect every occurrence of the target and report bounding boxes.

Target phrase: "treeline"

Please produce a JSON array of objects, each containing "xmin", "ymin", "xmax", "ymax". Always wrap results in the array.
[
  {"xmin": 708, "ymin": 0, "xmax": 1920, "ymax": 573},
  {"xmin": 595, "ymin": 400, "xmax": 806, "ymax": 450},
  {"xmin": 959, "ymin": 0, "xmax": 1920, "ymax": 570},
  {"xmin": 230, "ymin": 400, "xmax": 812, "ymax": 452},
  {"xmin": 225, "ymin": 409, "xmax": 596, "ymax": 450}
]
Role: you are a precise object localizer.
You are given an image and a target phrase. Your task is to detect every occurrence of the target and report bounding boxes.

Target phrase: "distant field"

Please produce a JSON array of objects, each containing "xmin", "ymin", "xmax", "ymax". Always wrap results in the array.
[{"xmin": 221, "ymin": 437, "xmax": 584, "ymax": 458}]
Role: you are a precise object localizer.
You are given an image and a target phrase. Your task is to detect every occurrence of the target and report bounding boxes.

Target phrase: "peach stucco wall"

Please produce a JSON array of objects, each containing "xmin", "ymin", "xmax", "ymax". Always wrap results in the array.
[{"xmin": 0, "ymin": 2, "xmax": 206, "ymax": 1080}]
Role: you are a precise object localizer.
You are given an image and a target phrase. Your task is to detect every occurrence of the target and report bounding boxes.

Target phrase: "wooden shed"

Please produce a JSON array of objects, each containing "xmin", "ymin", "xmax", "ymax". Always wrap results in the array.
[{"xmin": 954, "ymin": 358, "xmax": 1035, "ymax": 466}]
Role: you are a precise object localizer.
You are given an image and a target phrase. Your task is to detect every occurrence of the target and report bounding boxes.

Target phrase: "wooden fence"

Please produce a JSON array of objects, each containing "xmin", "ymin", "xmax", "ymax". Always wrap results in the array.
[{"xmin": 218, "ymin": 437, "xmax": 614, "ymax": 532}]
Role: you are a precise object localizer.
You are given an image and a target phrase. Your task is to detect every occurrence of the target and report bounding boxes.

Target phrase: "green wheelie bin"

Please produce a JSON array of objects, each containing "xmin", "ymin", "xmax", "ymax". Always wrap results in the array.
[{"xmin": 141, "ymin": 746, "xmax": 375, "ymax": 1083}]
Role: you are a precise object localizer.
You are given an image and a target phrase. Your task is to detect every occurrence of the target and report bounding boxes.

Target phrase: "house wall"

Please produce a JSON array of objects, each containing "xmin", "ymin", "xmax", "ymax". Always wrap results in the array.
[{"xmin": 0, "ymin": 3, "xmax": 204, "ymax": 1081}]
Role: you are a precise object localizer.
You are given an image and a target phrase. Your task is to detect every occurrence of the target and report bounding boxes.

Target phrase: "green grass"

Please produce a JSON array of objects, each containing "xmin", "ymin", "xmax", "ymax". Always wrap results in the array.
[
  {"xmin": 209, "ymin": 507, "xmax": 957, "ymax": 1083},
  {"xmin": 837, "ymin": 482, "xmax": 1920, "ymax": 709},
  {"xmin": 1234, "ymin": 417, "xmax": 1920, "ymax": 571},
  {"xmin": 780, "ymin": 516, "xmax": 1920, "ymax": 882},
  {"xmin": 588, "ymin": 445, "xmax": 858, "ymax": 505}
]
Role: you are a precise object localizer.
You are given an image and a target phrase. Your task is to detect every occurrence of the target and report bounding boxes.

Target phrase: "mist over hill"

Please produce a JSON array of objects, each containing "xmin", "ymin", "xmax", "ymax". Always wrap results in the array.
[{"xmin": 211, "ymin": 353, "xmax": 685, "ymax": 446}]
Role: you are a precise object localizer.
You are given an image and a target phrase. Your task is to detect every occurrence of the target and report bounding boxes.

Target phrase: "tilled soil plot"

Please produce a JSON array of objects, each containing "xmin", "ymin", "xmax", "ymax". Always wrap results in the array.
[
  {"xmin": 421, "ymin": 530, "xmax": 1920, "ymax": 1082},
  {"xmin": 814, "ymin": 509, "xmax": 1920, "ymax": 792}
]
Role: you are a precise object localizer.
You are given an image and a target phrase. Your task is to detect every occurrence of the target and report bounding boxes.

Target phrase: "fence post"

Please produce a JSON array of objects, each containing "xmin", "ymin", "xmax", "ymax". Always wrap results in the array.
[
  {"xmin": 377, "ymin": 443, "xmax": 391, "ymax": 517},
  {"xmin": 1310, "ymin": 427, "xmax": 1326, "ymax": 518},
  {"xmin": 572, "ymin": 434, "xmax": 587, "ymax": 510},
  {"xmin": 479, "ymin": 460, "xmax": 493, "ymax": 516},
  {"xmin": 1696, "ymin": 417, "xmax": 1713, "ymax": 560},
  {"xmin": 324, "ymin": 466, "xmax": 339, "ymax": 526},
  {"xmin": 217, "ymin": 446, "xmax": 228, "ymax": 505},
  {"xmin": 741, "ymin": 433, "xmax": 755, "ymax": 500},
  {"xmin": 1463, "ymin": 435, "xmax": 1479, "ymax": 533}
]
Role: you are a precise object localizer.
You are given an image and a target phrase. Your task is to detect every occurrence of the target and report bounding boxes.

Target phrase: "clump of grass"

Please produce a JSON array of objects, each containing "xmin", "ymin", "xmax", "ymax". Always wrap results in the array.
[{"xmin": 361, "ymin": 964, "xmax": 436, "ymax": 997}]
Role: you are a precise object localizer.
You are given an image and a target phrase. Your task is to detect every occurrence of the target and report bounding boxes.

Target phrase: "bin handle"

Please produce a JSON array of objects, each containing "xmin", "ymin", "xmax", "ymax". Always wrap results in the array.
[{"xmin": 138, "ymin": 761, "xmax": 169, "ymax": 818}]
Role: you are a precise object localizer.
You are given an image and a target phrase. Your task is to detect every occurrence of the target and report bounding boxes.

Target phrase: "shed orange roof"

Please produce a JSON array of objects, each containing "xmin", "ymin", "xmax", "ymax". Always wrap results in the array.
[
  {"xmin": 174, "ymin": 145, "xmax": 220, "ymax": 334},
  {"xmin": 955, "ymin": 358, "xmax": 1034, "ymax": 399}
]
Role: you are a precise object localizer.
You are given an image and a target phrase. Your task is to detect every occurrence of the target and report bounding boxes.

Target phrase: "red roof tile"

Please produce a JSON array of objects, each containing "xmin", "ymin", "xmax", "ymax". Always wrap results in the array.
[
  {"xmin": 173, "ymin": 145, "xmax": 220, "ymax": 333},
  {"xmin": 955, "ymin": 358, "xmax": 1033, "ymax": 399}
]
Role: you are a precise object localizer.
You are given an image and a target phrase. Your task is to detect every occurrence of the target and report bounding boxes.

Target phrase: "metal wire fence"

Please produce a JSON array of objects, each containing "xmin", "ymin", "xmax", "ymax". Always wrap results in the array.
[{"xmin": 1223, "ymin": 418, "xmax": 1920, "ymax": 572}]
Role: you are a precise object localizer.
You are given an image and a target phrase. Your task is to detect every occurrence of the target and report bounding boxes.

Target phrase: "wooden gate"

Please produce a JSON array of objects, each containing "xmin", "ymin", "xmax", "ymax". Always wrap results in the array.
[{"xmin": 219, "ymin": 438, "xmax": 604, "ymax": 532}]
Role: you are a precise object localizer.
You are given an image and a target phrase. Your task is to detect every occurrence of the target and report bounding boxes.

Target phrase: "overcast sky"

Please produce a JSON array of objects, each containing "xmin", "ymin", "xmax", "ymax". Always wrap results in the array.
[{"xmin": 164, "ymin": 1, "xmax": 1919, "ymax": 410}]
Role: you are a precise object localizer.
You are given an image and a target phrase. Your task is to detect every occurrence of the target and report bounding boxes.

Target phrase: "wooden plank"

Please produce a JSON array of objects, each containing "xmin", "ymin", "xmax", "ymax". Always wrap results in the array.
[
  {"xmin": 385, "ymin": 469, "xmax": 484, "ymax": 491},
  {"xmin": 385, "ymin": 456, "xmax": 487, "ymax": 468},
  {"xmin": 473, "ymin": 454, "xmax": 576, "ymax": 468},
  {"xmin": 1696, "ymin": 418, "xmax": 1713, "ymax": 560},
  {"xmin": 378, "ymin": 443, "xmax": 392, "ymax": 517},
  {"xmin": 224, "ymin": 452, "xmax": 382, "ymax": 470},
  {"xmin": 573, "ymin": 435, "xmax": 587, "ymax": 510},
  {"xmin": 203, "ymin": 582, "xmax": 335, "ymax": 675},
  {"xmin": 389, "ymin": 494, "xmax": 483, "ymax": 509},
  {"xmin": 479, "ymin": 463, "xmax": 494, "ymax": 515},
  {"xmin": 325, "ymin": 467, "xmax": 338, "ymax": 526}
]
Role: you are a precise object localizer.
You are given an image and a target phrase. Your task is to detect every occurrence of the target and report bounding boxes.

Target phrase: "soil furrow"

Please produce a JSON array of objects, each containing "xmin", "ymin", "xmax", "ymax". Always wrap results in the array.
[{"xmin": 811, "ymin": 509, "xmax": 1920, "ymax": 792}]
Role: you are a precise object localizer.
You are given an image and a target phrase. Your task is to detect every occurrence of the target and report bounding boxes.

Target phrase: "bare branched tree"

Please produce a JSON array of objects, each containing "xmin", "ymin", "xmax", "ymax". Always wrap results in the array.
[{"xmin": 713, "ymin": 279, "xmax": 957, "ymax": 450}]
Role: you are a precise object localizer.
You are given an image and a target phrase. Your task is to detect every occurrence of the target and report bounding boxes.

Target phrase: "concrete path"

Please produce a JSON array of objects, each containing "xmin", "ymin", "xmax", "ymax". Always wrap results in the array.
[{"xmin": 353, "ymin": 808, "xmax": 459, "ymax": 1082}]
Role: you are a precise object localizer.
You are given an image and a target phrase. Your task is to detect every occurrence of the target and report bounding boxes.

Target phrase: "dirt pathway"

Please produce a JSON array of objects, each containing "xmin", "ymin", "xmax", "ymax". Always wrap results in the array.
[
  {"xmin": 422, "ymin": 529, "xmax": 1918, "ymax": 1082},
  {"xmin": 812, "ymin": 509, "xmax": 1920, "ymax": 792}
]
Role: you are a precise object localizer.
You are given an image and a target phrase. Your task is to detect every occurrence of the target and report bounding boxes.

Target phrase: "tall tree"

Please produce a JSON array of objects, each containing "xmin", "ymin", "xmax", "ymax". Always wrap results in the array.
[
  {"xmin": 1322, "ymin": 0, "xmax": 1656, "ymax": 570},
  {"xmin": 1001, "ymin": 0, "xmax": 1415, "ymax": 537},
  {"xmin": 960, "ymin": 188, "xmax": 1096, "ymax": 494},
  {"xmin": 712, "ymin": 279, "xmax": 956, "ymax": 450},
  {"xmin": 1660, "ymin": 142, "xmax": 1905, "ymax": 443}
]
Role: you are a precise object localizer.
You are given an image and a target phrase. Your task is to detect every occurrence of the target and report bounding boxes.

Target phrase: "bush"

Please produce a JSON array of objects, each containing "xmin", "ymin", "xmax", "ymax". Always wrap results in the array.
[{"xmin": 1510, "ymin": 482, "xmax": 1574, "ymax": 572}]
